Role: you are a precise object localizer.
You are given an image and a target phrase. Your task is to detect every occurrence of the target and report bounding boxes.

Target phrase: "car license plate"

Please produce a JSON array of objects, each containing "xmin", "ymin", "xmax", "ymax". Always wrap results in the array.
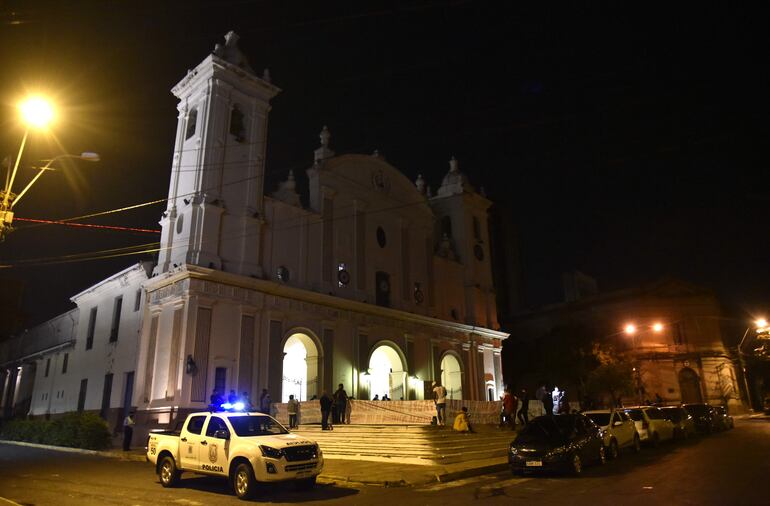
[{"xmin": 525, "ymin": 460, "xmax": 543, "ymax": 467}]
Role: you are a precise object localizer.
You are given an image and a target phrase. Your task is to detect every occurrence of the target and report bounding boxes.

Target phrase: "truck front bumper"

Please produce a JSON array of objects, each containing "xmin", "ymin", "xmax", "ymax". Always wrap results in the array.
[{"xmin": 253, "ymin": 455, "xmax": 324, "ymax": 482}]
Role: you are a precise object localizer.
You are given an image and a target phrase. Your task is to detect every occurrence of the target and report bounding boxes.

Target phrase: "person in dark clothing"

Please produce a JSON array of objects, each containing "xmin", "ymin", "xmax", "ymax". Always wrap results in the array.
[
  {"xmin": 517, "ymin": 388, "xmax": 529, "ymax": 426},
  {"xmin": 537, "ymin": 384, "xmax": 553, "ymax": 416},
  {"xmin": 209, "ymin": 389, "xmax": 223, "ymax": 410},
  {"xmin": 228, "ymin": 389, "xmax": 238, "ymax": 404},
  {"xmin": 333, "ymin": 384, "xmax": 348, "ymax": 424},
  {"xmin": 320, "ymin": 391, "xmax": 334, "ymax": 430}
]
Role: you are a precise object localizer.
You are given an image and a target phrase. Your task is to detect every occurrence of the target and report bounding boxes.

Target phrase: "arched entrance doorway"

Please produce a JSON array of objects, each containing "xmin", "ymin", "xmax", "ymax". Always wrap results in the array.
[
  {"xmin": 282, "ymin": 332, "xmax": 320, "ymax": 402},
  {"xmin": 368, "ymin": 343, "xmax": 406, "ymax": 400},
  {"xmin": 678, "ymin": 367, "xmax": 703, "ymax": 404},
  {"xmin": 440, "ymin": 353, "xmax": 463, "ymax": 400}
]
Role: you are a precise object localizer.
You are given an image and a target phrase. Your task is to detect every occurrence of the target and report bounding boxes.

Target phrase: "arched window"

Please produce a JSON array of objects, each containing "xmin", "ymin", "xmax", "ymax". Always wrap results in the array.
[
  {"xmin": 185, "ymin": 109, "xmax": 197, "ymax": 140},
  {"xmin": 441, "ymin": 216, "xmax": 452, "ymax": 238},
  {"xmin": 230, "ymin": 105, "xmax": 246, "ymax": 142}
]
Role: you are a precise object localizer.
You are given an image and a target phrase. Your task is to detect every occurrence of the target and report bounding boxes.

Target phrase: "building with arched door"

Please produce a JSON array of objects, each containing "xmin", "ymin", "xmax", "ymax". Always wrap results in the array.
[
  {"xmin": 3, "ymin": 32, "xmax": 507, "ymax": 434},
  {"xmin": 508, "ymin": 278, "xmax": 744, "ymax": 412}
]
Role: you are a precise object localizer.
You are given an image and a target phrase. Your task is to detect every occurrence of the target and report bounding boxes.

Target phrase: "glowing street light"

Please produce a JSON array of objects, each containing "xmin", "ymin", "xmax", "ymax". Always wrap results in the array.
[
  {"xmin": 755, "ymin": 318, "xmax": 768, "ymax": 330},
  {"xmin": 20, "ymin": 96, "xmax": 55, "ymax": 129},
  {"xmin": 652, "ymin": 322, "xmax": 664, "ymax": 333},
  {"xmin": 624, "ymin": 323, "xmax": 637, "ymax": 335}
]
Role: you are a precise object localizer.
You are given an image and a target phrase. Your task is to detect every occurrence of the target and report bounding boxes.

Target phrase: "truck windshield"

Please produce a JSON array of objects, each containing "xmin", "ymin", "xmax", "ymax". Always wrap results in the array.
[{"xmin": 228, "ymin": 415, "xmax": 289, "ymax": 437}]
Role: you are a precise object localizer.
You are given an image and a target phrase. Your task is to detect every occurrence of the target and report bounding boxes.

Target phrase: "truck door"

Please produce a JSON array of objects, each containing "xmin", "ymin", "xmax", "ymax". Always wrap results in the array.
[
  {"xmin": 201, "ymin": 415, "xmax": 230, "ymax": 475},
  {"xmin": 180, "ymin": 415, "xmax": 208, "ymax": 470}
]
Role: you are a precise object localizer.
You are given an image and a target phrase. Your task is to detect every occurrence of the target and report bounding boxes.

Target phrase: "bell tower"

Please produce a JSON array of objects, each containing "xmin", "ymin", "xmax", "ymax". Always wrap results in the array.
[{"xmin": 155, "ymin": 31, "xmax": 281, "ymax": 277}]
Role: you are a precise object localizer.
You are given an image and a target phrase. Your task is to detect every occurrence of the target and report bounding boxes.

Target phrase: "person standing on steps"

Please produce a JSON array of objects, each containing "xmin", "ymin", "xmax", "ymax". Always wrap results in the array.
[
  {"xmin": 259, "ymin": 388, "xmax": 271, "ymax": 414},
  {"xmin": 287, "ymin": 394, "xmax": 299, "ymax": 429},
  {"xmin": 320, "ymin": 390, "xmax": 334, "ymax": 430},
  {"xmin": 333, "ymin": 384, "xmax": 348, "ymax": 424},
  {"xmin": 432, "ymin": 381, "xmax": 447, "ymax": 425}
]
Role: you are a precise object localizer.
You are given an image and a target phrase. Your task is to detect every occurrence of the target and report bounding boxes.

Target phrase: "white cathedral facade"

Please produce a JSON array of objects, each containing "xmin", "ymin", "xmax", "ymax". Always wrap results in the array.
[{"xmin": 1, "ymin": 32, "xmax": 507, "ymax": 433}]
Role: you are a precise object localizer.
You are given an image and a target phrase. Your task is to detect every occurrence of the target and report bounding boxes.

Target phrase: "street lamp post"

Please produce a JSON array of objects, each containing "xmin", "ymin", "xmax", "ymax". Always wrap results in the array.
[
  {"xmin": 0, "ymin": 96, "xmax": 99, "ymax": 240},
  {"xmin": 738, "ymin": 318, "xmax": 768, "ymax": 411}
]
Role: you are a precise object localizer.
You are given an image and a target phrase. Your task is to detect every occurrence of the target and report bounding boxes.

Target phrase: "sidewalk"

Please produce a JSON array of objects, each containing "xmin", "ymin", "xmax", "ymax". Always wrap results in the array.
[{"xmin": 0, "ymin": 439, "xmax": 508, "ymax": 487}]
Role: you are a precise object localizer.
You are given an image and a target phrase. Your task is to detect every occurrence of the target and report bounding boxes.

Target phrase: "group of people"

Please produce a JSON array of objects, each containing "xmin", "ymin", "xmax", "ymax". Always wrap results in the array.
[
  {"xmin": 319, "ymin": 384, "xmax": 350, "ymax": 430},
  {"xmin": 500, "ymin": 388, "xmax": 530, "ymax": 429},
  {"xmin": 499, "ymin": 383, "xmax": 576, "ymax": 429},
  {"xmin": 430, "ymin": 380, "xmax": 474, "ymax": 433}
]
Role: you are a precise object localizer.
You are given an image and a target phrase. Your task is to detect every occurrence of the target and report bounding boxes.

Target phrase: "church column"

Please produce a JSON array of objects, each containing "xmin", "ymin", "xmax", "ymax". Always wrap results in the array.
[
  {"xmin": 354, "ymin": 199, "xmax": 367, "ymax": 292},
  {"xmin": 321, "ymin": 187, "xmax": 336, "ymax": 286}
]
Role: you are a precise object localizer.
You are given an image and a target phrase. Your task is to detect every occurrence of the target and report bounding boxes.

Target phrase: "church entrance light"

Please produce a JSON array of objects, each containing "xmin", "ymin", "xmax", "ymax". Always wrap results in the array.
[{"xmin": 281, "ymin": 333, "xmax": 319, "ymax": 402}]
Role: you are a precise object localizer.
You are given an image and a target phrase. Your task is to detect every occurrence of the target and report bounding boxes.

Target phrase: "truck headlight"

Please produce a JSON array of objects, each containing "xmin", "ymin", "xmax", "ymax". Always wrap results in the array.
[{"xmin": 259, "ymin": 445, "xmax": 284, "ymax": 459}]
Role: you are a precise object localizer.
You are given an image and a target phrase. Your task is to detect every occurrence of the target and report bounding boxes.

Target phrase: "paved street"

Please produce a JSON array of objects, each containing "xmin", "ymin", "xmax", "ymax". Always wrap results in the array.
[{"xmin": 1, "ymin": 417, "xmax": 769, "ymax": 506}]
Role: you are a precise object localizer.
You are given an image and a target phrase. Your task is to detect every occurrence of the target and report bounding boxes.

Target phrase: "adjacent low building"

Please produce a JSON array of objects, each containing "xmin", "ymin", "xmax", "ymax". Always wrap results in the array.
[{"xmin": 507, "ymin": 277, "xmax": 744, "ymax": 412}]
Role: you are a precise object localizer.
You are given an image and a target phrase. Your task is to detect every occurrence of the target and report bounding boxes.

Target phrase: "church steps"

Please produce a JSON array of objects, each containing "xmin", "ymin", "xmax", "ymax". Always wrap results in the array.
[{"xmin": 290, "ymin": 425, "xmax": 513, "ymax": 465}]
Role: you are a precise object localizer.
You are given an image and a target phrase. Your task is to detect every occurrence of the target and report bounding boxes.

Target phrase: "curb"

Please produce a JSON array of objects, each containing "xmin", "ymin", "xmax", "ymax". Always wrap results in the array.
[{"xmin": 0, "ymin": 439, "xmax": 146, "ymax": 462}]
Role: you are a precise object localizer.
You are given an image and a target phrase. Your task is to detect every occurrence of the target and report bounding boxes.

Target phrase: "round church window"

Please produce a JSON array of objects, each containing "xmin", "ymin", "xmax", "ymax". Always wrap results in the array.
[{"xmin": 376, "ymin": 226, "xmax": 387, "ymax": 248}]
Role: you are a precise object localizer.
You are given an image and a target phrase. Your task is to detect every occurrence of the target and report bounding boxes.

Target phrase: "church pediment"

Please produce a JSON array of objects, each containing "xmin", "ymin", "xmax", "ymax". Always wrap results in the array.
[{"xmin": 319, "ymin": 154, "xmax": 433, "ymax": 217}]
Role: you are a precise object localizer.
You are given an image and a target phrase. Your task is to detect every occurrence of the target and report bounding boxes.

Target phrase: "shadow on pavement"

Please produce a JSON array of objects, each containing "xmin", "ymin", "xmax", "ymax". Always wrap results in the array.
[{"xmin": 173, "ymin": 475, "xmax": 360, "ymax": 502}]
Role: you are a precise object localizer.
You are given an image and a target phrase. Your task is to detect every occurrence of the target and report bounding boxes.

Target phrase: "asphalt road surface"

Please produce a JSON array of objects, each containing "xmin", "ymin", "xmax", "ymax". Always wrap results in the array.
[{"xmin": 1, "ymin": 417, "xmax": 768, "ymax": 506}]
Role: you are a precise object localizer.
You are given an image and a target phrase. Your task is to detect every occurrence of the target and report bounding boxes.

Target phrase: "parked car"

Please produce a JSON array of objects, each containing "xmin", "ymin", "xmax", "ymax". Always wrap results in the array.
[
  {"xmin": 659, "ymin": 406, "xmax": 695, "ymax": 439},
  {"xmin": 624, "ymin": 406, "xmax": 675, "ymax": 446},
  {"xmin": 682, "ymin": 403, "xmax": 716, "ymax": 434},
  {"xmin": 712, "ymin": 406, "xmax": 734, "ymax": 430},
  {"xmin": 583, "ymin": 409, "xmax": 640, "ymax": 458},
  {"xmin": 509, "ymin": 413, "xmax": 605, "ymax": 475}
]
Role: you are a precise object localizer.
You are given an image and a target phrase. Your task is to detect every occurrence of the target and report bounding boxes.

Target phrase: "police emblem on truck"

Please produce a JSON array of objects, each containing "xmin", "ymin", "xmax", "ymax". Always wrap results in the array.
[{"xmin": 208, "ymin": 444, "xmax": 217, "ymax": 463}]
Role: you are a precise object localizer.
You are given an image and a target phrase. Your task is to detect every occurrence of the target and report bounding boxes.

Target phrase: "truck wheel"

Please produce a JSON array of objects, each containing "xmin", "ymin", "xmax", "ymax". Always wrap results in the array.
[
  {"xmin": 233, "ymin": 462, "xmax": 257, "ymax": 500},
  {"xmin": 295, "ymin": 476, "xmax": 317, "ymax": 491},
  {"xmin": 158, "ymin": 456, "xmax": 180, "ymax": 488}
]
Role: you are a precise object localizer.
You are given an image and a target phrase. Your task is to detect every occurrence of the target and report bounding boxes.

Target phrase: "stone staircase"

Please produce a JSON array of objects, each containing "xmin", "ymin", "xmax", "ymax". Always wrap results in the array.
[{"xmin": 290, "ymin": 424, "xmax": 514, "ymax": 466}]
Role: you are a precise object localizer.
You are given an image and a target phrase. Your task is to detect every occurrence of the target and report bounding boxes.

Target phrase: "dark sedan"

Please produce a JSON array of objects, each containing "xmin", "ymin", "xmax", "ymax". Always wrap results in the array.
[
  {"xmin": 509, "ymin": 413, "xmax": 606, "ymax": 475},
  {"xmin": 683, "ymin": 403, "xmax": 716, "ymax": 433}
]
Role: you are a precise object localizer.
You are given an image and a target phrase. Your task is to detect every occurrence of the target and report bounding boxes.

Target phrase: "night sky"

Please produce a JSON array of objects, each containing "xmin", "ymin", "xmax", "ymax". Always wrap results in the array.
[{"xmin": 1, "ymin": 1, "xmax": 768, "ymax": 329}]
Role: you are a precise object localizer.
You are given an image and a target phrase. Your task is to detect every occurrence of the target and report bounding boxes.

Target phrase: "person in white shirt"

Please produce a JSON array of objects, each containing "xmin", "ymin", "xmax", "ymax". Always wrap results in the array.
[
  {"xmin": 287, "ymin": 395, "xmax": 299, "ymax": 429},
  {"xmin": 432, "ymin": 382, "xmax": 447, "ymax": 425}
]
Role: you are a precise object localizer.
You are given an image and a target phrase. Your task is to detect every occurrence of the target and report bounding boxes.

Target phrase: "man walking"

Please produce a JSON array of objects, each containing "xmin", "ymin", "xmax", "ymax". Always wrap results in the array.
[
  {"xmin": 517, "ymin": 388, "xmax": 530, "ymax": 426},
  {"xmin": 432, "ymin": 381, "xmax": 447, "ymax": 425},
  {"xmin": 122, "ymin": 410, "xmax": 136, "ymax": 451}
]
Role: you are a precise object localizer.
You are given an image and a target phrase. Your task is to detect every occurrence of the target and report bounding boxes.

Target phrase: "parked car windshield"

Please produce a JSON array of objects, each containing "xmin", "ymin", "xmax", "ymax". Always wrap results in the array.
[
  {"xmin": 684, "ymin": 404, "xmax": 709, "ymax": 415},
  {"xmin": 585, "ymin": 413, "xmax": 611, "ymax": 426},
  {"xmin": 227, "ymin": 415, "xmax": 289, "ymax": 437},
  {"xmin": 660, "ymin": 408, "xmax": 682, "ymax": 422},
  {"xmin": 516, "ymin": 417, "xmax": 566, "ymax": 444},
  {"xmin": 626, "ymin": 409, "xmax": 643, "ymax": 421}
]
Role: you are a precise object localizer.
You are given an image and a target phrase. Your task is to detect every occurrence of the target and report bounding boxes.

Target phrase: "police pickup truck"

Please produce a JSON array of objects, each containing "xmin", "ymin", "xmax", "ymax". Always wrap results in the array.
[{"xmin": 147, "ymin": 408, "xmax": 323, "ymax": 500}]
